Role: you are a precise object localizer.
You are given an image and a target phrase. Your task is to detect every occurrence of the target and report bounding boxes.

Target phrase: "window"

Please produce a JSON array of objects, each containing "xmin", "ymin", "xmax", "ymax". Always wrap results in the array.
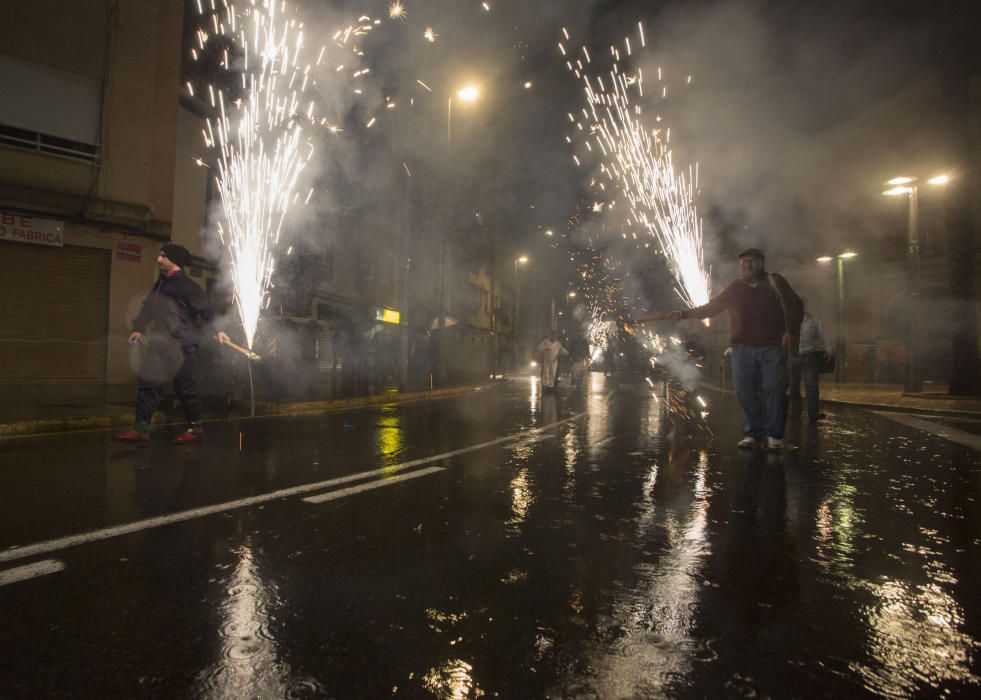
[{"xmin": 0, "ymin": 55, "xmax": 102, "ymax": 163}]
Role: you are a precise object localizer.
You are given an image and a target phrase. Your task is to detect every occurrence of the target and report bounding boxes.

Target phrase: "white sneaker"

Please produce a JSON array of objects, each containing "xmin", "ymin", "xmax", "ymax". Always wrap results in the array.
[
  {"xmin": 737, "ymin": 437, "xmax": 757, "ymax": 449},
  {"xmin": 766, "ymin": 437, "xmax": 783, "ymax": 450}
]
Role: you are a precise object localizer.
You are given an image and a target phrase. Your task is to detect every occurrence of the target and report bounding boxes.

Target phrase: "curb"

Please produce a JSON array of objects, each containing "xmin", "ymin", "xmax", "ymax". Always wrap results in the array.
[
  {"xmin": 0, "ymin": 384, "xmax": 489, "ymax": 439},
  {"xmin": 819, "ymin": 398, "xmax": 981, "ymax": 419},
  {"xmin": 701, "ymin": 384, "xmax": 981, "ymax": 419}
]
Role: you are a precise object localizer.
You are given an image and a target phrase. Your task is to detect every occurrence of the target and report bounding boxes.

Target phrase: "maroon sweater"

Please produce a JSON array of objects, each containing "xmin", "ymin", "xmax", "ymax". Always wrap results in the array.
[{"xmin": 682, "ymin": 273, "xmax": 803, "ymax": 347}]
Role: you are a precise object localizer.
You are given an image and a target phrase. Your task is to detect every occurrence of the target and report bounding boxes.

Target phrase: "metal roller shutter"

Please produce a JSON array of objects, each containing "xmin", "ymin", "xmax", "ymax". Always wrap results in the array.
[{"xmin": 0, "ymin": 242, "xmax": 110, "ymax": 381}]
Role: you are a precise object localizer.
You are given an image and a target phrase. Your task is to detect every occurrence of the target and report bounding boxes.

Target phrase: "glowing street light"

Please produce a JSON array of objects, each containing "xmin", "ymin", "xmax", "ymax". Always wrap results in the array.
[
  {"xmin": 456, "ymin": 85, "xmax": 480, "ymax": 102},
  {"xmin": 513, "ymin": 256, "xmax": 529, "ymax": 371},
  {"xmin": 883, "ymin": 186, "xmax": 913, "ymax": 196},
  {"xmin": 882, "ymin": 172, "xmax": 951, "ymax": 393},
  {"xmin": 818, "ymin": 250, "xmax": 859, "ymax": 383},
  {"xmin": 437, "ymin": 82, "xmax": 483, "ymax": 385}
]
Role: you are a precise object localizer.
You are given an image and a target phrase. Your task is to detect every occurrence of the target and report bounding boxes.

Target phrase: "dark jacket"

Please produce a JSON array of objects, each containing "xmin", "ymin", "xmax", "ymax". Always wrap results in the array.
[
  {"xmin": 132, "ymin": 270, "xmax": 218, "ymax": 351},
  {"xmin": 682, "ymin": 272, "xmax": 803, "ymax": 347}
]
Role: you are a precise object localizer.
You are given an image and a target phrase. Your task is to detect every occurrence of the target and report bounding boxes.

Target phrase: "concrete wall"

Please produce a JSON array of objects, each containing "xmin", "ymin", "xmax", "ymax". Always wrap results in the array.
[{"xmin": 0, "ymin": 0, "xmax": 188, "ymax": 386}]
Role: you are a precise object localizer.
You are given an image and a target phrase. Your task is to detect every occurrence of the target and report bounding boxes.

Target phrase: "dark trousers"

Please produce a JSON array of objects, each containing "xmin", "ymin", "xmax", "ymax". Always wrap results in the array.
[
  {"xmin": 136, "ymin": 341, "xmax": 201, "ymax": 427},
  {"xmin": 788, "ymin": 351, "xmax": 820, "ymax": 417}
]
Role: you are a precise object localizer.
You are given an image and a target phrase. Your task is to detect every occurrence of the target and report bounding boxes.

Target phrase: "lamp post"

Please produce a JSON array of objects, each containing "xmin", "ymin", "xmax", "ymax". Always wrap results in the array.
[
  {"xmin": 513, "ymin": 256, "xmax": 528, "ymax": 371},
  {"xmin": 817, "ymin": 251, "xmax": 858, "ymax": 384},
  {"xmin": 435, "ymin": 84, "xmax": 480, "ymax": 386},
  {"xmin": 884, "ymin": 173, "xmax": 950, "ymax": 393}
]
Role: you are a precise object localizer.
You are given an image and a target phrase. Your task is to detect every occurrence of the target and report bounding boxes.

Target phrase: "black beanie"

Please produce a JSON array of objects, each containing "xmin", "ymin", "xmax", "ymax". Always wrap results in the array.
[{"xmin": 160, "ymin": 244, "xmax": 192, "ymax": 269}]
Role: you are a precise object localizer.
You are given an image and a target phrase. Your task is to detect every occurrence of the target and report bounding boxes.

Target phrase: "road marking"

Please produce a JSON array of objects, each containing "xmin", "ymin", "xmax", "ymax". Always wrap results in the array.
[
  {"xmin": 0, "ymin": 559, "xmax": 65, "ymax": 587},
  {"xmin": 875, "ymin": 411, "xmax": 981, "ymax": 452},
  {"xmin": 303, "ymin": 467, "xmax": 445, "ymax": 504},
  {"xmin": 0, "ymin": 411, "xmax": 589, "ymax": 564}
]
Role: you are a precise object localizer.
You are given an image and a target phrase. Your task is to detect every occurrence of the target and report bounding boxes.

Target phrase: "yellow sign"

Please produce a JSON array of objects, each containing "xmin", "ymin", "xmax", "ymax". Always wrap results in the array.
[{"xmin": 377, "ymin": 307, "xmax": 400, "ymax": 324}]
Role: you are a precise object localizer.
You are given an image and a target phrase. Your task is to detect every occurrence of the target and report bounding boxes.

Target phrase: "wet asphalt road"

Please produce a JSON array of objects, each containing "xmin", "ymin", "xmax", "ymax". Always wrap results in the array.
[{"xmin": 0, "ymin": 374, "xmax": 979, "ymax": 698}]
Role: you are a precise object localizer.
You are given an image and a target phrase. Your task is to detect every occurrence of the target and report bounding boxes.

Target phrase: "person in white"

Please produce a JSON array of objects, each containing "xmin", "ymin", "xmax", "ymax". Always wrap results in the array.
[
  {"xmin": 536, "ymin": 331, "xmax": 569, "ymax": 392},
  {"xmin": 789, "ymin": 304, "xmax": 834, "ymax": 422}
]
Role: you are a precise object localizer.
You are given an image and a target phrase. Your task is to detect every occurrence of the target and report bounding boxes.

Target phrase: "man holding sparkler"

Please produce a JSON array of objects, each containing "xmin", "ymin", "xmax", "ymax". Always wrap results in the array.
[
  {"xmin": 114, "ymin": 244, "xmax": 230, "ymax": 444},
  {"xmin": 641, "ymin": 248, "xmax": 803, "ymax": 450}
]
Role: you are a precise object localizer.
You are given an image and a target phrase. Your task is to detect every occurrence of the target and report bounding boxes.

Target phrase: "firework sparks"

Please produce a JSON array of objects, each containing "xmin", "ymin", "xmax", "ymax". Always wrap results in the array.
[
  {"xmin": 424, "ymin": 27, "xmax": 438, "ymax": 43},
  {"xmin": 388, "ymin": 2, "xmax": 406, "ymax": 20},
  {"xmin": 564, "ymin": 24, "xmax": 711, "ymax": 313},
  {"xmin": 192, "ymin": 0, "xmax": 326, "ymax": 348}
]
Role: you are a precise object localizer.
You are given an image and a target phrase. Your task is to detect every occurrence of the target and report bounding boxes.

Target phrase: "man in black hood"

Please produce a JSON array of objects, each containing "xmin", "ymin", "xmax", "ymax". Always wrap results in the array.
[{"xmin": 114, "ymin": 244, "xmax": 229, "ymax": 444}]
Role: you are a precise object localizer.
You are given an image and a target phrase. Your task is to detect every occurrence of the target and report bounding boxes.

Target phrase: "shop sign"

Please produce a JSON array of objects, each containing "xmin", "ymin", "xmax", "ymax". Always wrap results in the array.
[
  {"xmin": 375, "ymin": 307, "xmax": 400, "ymax": 324},
  {"xmin": 116, "ymin": 241, "xmax": 141, "ymax": 262},
  {"xmin": 0, "ymin": 211, "xmax": 63, "ymax": 247}
]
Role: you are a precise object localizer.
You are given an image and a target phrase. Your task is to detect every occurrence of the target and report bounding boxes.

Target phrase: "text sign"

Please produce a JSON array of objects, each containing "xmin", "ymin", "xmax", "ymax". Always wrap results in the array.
[
  {"xmin": 116, "ymin": 241, "xmax": 141, "ymax": 262},
  {"xmin": 0, "ymin": 212, "xmax": 64, "ymax": 247}
]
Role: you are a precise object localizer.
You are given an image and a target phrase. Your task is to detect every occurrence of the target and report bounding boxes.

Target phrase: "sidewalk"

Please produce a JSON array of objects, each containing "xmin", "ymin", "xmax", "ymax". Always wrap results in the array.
[
  {"xmin": 0, "ymin": 383, "xmax": 491, "ymax": 439},
  {"xmin": 820, "ymin": 383, "xmax": 981, "ymax": 417}
]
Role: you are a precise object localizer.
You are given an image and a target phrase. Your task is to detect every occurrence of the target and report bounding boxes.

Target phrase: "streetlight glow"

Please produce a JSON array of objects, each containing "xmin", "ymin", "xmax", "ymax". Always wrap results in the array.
[
  {"xmin": 927, "ymin": 174, "xmax": 950, "ymax": 186},
  {"xmin": 838, "ymin": 251, "xmax": 858, "ymax": 259},
  {"xmin": 568, "ymin": 291, "xmax": 576, "ymax": 298},
  {"xmin": 517, "ymin": 256, "xmax": 528, "ymax": 263},
  {"xmin": 816, "ymin": 256, "xmax": 833, "ymax": 263},
  {"xmin": 456, "ymin": 85, "xmax": 479, "ymax": 102},
  {"xmin": 887, "ymin": 177, "xmax": 914, "ymax": 185},
  {"xmin": 883, "ymin": 186, "xmax": 912, "ymax": 196}
]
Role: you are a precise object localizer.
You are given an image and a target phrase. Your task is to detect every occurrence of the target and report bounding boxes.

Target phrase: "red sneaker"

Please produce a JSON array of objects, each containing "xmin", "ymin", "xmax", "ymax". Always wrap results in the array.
[
  {"xmin": 173, "ymin": 428, "xmax": 204, "ymax": 444},
  {"xmin": 113, "ymin": 430, "xmax": 150, "ymax": 444}
]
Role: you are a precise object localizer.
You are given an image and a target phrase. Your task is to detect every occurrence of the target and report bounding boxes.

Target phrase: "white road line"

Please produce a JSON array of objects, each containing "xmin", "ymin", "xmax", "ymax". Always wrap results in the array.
[
  {"xmin": 875, "ymin": 411, "xmax": 981, "ymax": 452},
  {"xmin": 303, "ymin": 467, "xmax": 445, "ymax": 504},
  {"xmin": 0, "ymin": 411, "xmax": 589, "ymax": 564},
  {"xmin": 0, "ymin": 559, "xmax": 65, "ymax": 587}
]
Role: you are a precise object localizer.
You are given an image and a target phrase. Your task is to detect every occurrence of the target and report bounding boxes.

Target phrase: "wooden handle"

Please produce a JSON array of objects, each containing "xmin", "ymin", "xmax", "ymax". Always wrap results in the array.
[{"xmin": 223, "ymin": 339, "xmax": 262, "ymax": 361}]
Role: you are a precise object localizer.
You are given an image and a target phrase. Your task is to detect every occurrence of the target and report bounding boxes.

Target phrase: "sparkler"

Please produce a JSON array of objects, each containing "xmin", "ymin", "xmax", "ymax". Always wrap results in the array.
[
  {"xmin": 564, "ymin": 24, "xmax": 711, "ymax": 312},
  {"xmin": 191, "ymin": 0, "xmax": 329, "ymax": 349}
]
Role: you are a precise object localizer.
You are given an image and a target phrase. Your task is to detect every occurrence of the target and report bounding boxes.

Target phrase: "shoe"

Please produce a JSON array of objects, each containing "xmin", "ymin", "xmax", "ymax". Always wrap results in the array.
[
  {"xmin": 113, "ymin": 430, "xmax": 149, "ymax": 444},
  {"xmin": 173, "ymin": 428, "xmax": 204, "ymax": 444},
  {"xmin": 766, "ymin": 437, "xmax": 783, "ymax": 450},
  {"xmin": 737, "ymin": 437, "xmax": 757, "ymax": 449},
  {"xmin": 809, "ymin": 412, "xmax": 826, "ymax": 423}
]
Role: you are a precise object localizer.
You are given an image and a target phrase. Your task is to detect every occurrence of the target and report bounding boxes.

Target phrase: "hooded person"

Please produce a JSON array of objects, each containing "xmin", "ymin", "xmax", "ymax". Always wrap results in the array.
[{"xmin": 114, "ymin": 244, "xmax": 230, "ymax": 444}]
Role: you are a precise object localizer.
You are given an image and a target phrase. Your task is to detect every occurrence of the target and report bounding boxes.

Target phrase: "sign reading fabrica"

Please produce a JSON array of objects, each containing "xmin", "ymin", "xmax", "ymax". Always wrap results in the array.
[{"xmin": 0, "ymin": 211, "xmax": 64, "ymax": 247}]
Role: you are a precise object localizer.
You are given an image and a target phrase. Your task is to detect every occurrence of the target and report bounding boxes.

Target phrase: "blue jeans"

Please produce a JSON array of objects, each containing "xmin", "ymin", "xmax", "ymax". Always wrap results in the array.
[
  {"xmin": 731, "ymin": 344, "xmax": 786, "ymax": 439},
  {"xmin": 788, "ymin": 352, "xmax": 820, "ymax": 417}
]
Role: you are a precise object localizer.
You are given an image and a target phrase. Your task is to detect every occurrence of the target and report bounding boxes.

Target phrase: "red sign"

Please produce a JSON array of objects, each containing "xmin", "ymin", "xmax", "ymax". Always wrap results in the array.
[
  {"xmin": 116, "ymin": 242, "xmax": 142, "ymax": 262},
  {"xmin": 0, "ymin": 212, "xmax": 64, "ymax": 247}
]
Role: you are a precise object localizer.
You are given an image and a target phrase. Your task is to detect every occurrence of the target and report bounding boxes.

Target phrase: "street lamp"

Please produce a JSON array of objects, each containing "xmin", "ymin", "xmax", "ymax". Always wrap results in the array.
[
  {"xmin": 883, "ymin": 173, "xmax": 950, "ymax": 393},
  {"xmin": 817, "ymin": 250, "xmax": 858, "ymax": 384},
  {"xmin": 513, "ymin": 256, "xmax": 528, "ymax": 371},
  {"xmin": 436, "ymin": 83, "xmax": 481, "ymax": 386}
]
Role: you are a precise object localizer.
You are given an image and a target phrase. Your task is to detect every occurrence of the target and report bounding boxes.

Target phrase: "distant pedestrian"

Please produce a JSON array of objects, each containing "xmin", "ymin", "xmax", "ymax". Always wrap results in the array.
[
  {"xmin": 536, "ymin": 331, "xmax": 569, "ymax": 392},
  {"xmin": 569, "ymin": 336, "xmax": 590, "ymax": 387},
  {"xmin": 789, "ymin": 303, "xmax": 834, "ymax": 422},
  {"xmin": 114, "ymin": 244, "xmax": 229, "ymax": 444},
  {"xmin": 658, "ymin": 248, "xmax": 803, "ymax": 450}
]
